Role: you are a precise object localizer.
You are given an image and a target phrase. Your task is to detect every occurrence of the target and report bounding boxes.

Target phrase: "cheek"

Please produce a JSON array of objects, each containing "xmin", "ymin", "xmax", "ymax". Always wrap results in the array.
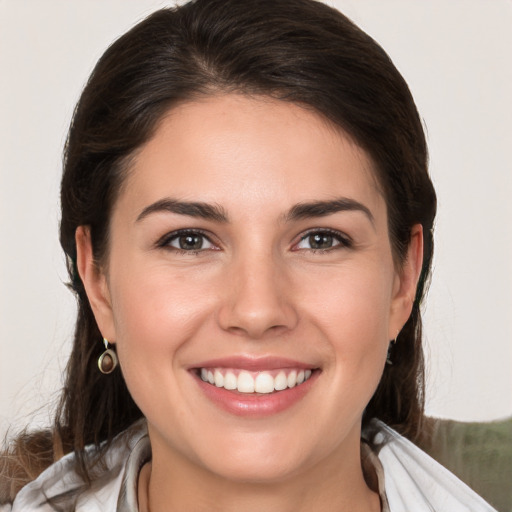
[
  {"xmin": 295, "ymin": 259, "xmax": 393, "ymax": 387},
  {"xmin": 106, "ymin": 265, "xmax": 218, "ymax": 423},
  {"xmin": 107, "ymin": 262, "xmax": 219, "ymax": 382},
  {"xmin": 298, "ymin": 259, "xmax": 394, "ymax": 338},
  {"xmin": 112, "ymin": 262, "xmax": 214, "ymax": 335}
]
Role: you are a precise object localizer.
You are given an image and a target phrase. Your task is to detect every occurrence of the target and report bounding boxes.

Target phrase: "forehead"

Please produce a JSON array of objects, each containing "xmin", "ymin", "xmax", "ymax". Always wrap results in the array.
[{"xmin": 118, "ymin": 94, "xmax": 385, "ymax": 221}]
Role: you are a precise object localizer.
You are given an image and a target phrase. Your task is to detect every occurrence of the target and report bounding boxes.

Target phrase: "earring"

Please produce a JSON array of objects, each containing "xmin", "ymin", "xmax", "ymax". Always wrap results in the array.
[
  {"xmin": 98, "ymin": 338, "xmax": 118, "ymax": 374},
  {"xmin": 386, "ymin": 337, "xmax": 397, "ymax": 366}
]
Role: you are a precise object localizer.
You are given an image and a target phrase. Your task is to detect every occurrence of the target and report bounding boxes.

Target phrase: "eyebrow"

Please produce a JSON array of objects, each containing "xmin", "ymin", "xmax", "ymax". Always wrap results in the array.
[
  {"xmin": 136, "ymin": 197, "xmax": 373, "ymax": 225},
  {"xmin": 136, "ymin": 199, "xmax": 229, "ymax": 223},
  {"xmin": 285, "ymin": 198, "xmax": 374, "ymax": 224}
]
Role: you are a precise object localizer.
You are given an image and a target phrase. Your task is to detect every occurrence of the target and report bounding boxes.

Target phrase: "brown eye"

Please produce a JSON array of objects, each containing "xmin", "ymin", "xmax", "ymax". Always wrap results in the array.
[
  {"xmin": 178, "ymin": 234, "xmax": 204, "ymax": 250},
  {"xmin": 161, "ymin": 230, "xmax": 215, "ymax": 252},
  {"xmin": 294, "ymin": 230, "xmax": 351, "ymax": 251},
  {"xmin": 308, "ymin": 233, "xmax": 334, "ymax": 249}
]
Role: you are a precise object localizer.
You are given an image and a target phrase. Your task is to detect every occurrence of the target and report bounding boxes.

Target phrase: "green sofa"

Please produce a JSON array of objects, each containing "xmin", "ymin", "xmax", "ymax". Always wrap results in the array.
[{"xmin": 420, "ymin": 417, "xmax": 512, "ymax": 511}]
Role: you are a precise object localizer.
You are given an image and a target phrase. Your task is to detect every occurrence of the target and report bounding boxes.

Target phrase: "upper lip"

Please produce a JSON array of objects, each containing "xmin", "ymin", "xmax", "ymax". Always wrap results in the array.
[{"xmin": 190, "ymin": 356, "xmax": 317, "ymax": 372}]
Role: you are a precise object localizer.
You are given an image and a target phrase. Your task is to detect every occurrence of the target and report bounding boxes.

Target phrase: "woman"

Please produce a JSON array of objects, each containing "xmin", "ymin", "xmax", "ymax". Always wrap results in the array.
[{"xmin": 0, "ymin": 0, "xmax": 497, "ymax": 510}]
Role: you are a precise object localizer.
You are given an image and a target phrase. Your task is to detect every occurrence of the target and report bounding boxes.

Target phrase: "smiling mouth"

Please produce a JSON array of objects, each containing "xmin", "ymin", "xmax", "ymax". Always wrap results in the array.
[{"xmin": 197, "ymin": 368, "xmax": 315, "ymax": 394}]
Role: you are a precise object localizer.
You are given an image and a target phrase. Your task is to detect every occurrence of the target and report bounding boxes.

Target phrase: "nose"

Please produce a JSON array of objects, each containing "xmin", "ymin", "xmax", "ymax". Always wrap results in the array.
[{"xmin": 217, "ymin": 251, "xmax": 298, "ymax": 339}]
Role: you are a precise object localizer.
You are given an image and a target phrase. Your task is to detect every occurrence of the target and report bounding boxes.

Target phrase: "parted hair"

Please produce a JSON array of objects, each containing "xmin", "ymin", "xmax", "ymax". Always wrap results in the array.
[{"xmin": 1, "ymin": 0, "xmax": 436, "ymax": 503}]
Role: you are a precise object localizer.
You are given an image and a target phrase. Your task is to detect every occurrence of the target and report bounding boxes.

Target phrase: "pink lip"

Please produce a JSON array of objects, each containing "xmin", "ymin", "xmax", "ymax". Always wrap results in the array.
[
  {"xmin": 189, "ymin": 356, "xmax": 319, "ymax": 418},
  {"xmin": 190, "ymin": 355, "xmax": 315, "ymax": 372}
]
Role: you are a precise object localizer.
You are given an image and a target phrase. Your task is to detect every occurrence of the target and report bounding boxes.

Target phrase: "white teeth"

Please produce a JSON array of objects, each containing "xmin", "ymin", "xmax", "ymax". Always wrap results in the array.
[
  {"xmin": 274, "ymin": 371, "xmax": 288, "ymax": 391},
  {"xmin": 237, "ymin": 371, "xmax": 255, "ymax": 393},
  {"xmin": 224, "ymin": 371, "xmax": 237, "ymax": 390},
  {"xmin": 254, "ymin": 372, "xmax": 275, "ymax": 394},
  {"xmin": 199, "ymin": 367, "xmax": 314, "ymax": 393},
  {"xmin": 214, "ymin": 369, "xmax": 224, "ymax": 387}
]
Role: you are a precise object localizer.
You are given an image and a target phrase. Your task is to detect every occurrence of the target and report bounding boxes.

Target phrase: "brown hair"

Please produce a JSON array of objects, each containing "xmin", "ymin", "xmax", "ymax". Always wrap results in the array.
[{"xmin": 1, "ymin": 0, "xmax": 436, "ymax": 503}]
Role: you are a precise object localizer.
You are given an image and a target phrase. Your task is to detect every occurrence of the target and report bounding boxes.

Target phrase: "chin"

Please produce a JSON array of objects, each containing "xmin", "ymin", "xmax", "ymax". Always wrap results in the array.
[
  {"xmin": 190, "ymin": 429, "xmax": 322, "ymax": 484},
  {"xmin": 203, "ymin": 453, "xmax": 307, "ymax": 484}
]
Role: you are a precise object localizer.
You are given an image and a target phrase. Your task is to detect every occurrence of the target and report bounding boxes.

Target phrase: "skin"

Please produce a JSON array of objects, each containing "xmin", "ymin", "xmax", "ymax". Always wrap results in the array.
[{"xmin": 76, "ymin": 94, "xmax": 423, "ymax": 512}]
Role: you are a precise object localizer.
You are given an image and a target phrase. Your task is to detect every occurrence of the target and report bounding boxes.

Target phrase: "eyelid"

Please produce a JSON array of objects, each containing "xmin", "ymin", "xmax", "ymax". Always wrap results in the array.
[
  {"xmin": 154, "ymin": 227, "xmax": 352, "ymax": 253},
  {"xmin": 291, "ymin": 228, "xmax": 353, "ymax": 251},
  {"xmin": 155, "ymin": 228, "xmax": 219, "ymax": 251}
]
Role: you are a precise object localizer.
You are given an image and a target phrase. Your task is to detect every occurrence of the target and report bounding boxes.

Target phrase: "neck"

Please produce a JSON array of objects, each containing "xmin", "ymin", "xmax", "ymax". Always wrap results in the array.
[{"xmin": 138, "ymin": 429, "xmax": 381, "ymax": 512}]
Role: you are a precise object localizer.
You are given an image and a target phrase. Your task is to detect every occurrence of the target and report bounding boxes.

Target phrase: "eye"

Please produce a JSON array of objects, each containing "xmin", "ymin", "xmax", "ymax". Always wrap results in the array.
[
  {"xmin": 158, "ymin": 230, "xmax": 216, "ymax": 252},
  {"xmin": 294, "ymin": 230, "xmax": 351, "ymax": 251}
]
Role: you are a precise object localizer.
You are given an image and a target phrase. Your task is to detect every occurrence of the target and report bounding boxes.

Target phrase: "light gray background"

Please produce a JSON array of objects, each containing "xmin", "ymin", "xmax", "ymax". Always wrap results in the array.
[{"xmin": 1, "ymin": 0, "xmax": 511, "ymax": 437}]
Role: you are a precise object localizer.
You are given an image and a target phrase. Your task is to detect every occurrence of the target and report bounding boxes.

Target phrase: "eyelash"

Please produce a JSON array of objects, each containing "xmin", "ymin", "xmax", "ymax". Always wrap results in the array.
[
  {"xmin": 156, "ymin": 229, "xmax": 218, "ymax": 254},
  {"xmin": 292, "ymin": 228, "xmax": 353, "ymax": 253},
  {"xmin": 156, "ymin": 227, "xmax": 352, "ymax": 255}
]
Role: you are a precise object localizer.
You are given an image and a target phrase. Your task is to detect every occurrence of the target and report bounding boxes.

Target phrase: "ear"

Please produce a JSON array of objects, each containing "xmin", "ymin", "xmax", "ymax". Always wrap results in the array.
[
  {"xmin": 75, "ymin": 226, "xmax": 117, "ymax": 342},
  {"xmin": 389, "ymin": 224, "xmax": 424, "ymax": 339}
]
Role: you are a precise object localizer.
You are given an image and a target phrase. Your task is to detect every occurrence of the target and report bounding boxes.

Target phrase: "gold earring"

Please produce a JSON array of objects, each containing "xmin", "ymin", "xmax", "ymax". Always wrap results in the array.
[{"xmin": 98, "ymin": 338, "xmax": 118, "ymax": 374}]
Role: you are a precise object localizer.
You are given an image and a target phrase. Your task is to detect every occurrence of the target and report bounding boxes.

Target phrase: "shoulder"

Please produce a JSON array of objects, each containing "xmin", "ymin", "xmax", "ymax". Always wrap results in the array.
[
  {"xmin": 364, "ymin": 419, "xmax": 497, "ymax": 512},
  {"xmin": 8, "ymin": 420, "xmax": 149, "ymax": 512}
]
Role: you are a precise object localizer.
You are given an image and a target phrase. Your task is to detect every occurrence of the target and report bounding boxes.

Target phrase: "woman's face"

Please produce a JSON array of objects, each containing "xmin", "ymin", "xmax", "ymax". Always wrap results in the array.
[{"xmin": 79, "ymin": 94, "xmax": 420, "ymax": 483}]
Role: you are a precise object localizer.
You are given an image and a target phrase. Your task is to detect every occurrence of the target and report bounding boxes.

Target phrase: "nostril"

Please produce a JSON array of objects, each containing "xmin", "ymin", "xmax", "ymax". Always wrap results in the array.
[
  {"xmin": 224, "ymin": 322, "xmax": 294, "ymax": 340},
  {"xmin": 216, "ymin": 261, "xmax": 298, "ymax": 335},
  {"xmin": 217, "ymin": 297, "xmax": 299, "ymax": 339}
]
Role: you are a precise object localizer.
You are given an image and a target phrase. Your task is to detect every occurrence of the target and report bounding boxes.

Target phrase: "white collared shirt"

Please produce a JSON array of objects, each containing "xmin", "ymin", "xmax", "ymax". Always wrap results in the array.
[{"xmin": 3, "ymin": 419, "xmax": 497, "ymax": 511}]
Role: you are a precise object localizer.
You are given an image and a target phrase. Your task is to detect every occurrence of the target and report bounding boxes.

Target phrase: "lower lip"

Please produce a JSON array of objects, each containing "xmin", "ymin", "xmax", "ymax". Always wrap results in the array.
[{"xmin": 193, "ymin": 371, "xmax": 319, "ymax": 417}]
